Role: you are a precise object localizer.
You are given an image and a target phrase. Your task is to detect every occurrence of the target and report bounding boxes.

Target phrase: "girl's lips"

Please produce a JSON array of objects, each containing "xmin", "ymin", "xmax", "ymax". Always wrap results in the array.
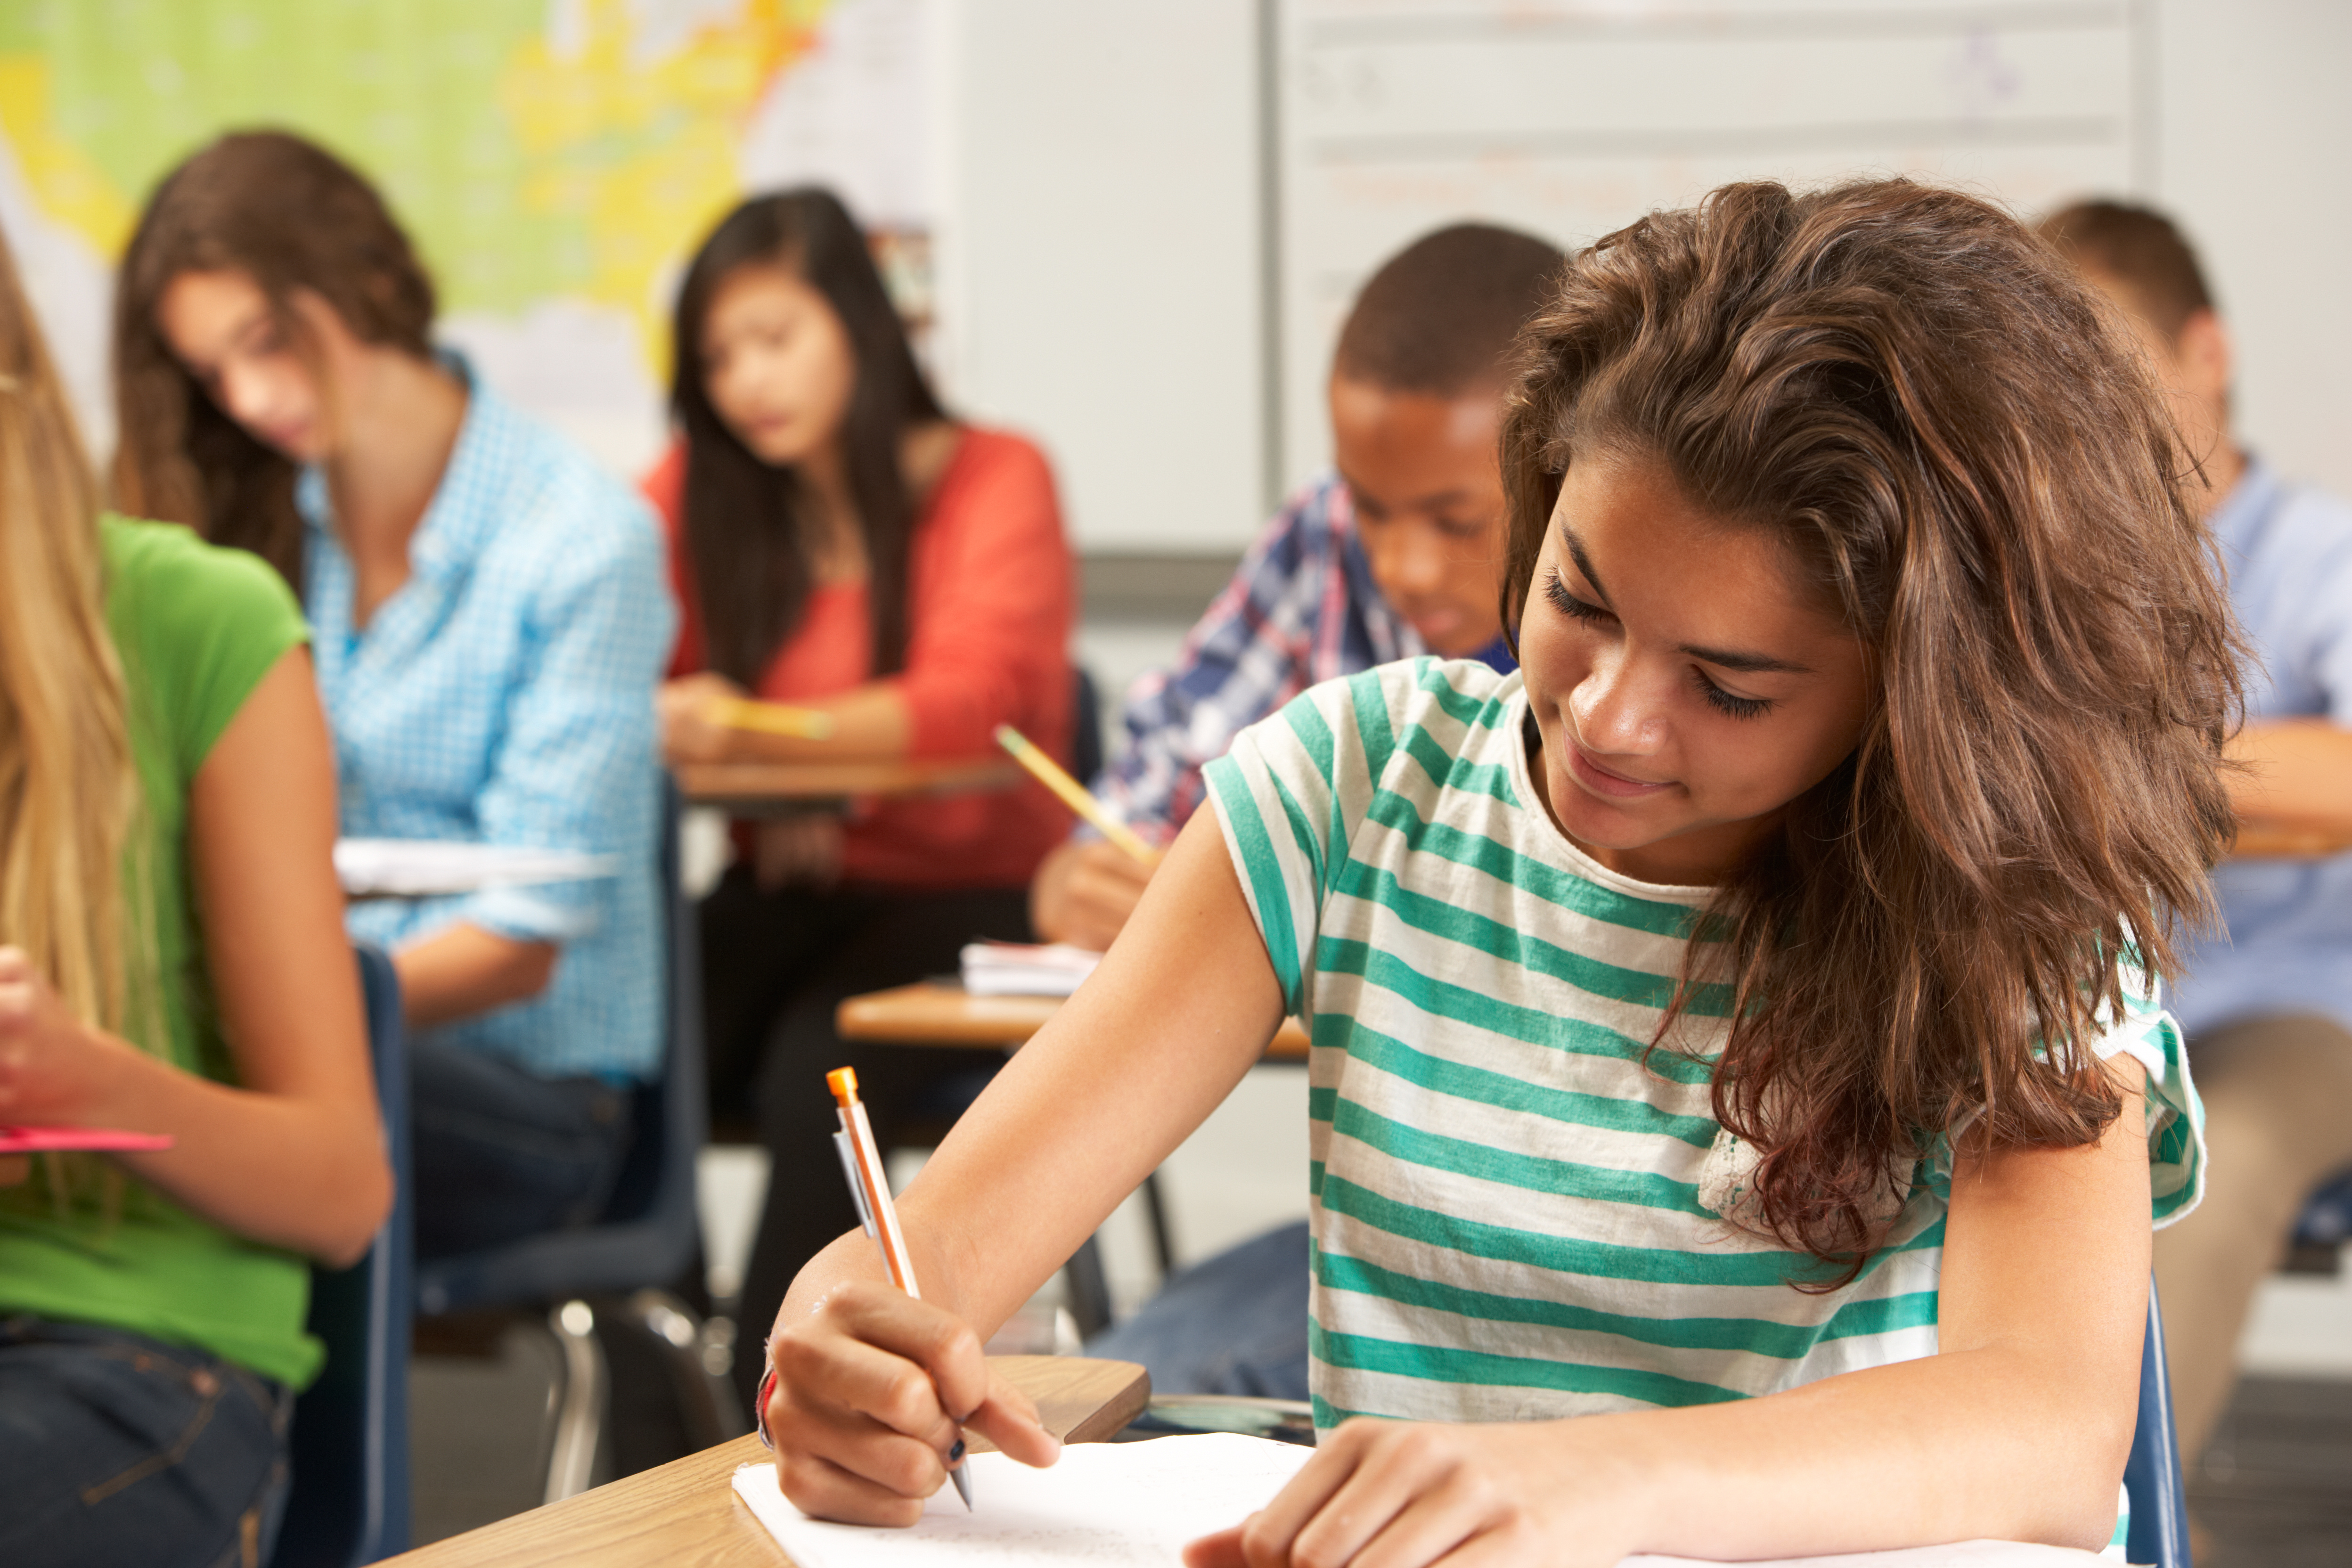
[{"xmin": 1565, "ymin": 738, "xmax": 1674, "ymax": 799}]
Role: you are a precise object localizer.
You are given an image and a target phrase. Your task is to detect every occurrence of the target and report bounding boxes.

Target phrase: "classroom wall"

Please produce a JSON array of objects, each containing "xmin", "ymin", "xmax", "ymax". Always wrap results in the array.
[
  {"xmin": 947, "ymin": 0, "xmax": 2352, "ymax": 561},
  {"xmin": 2156, "ymin": 0, "xmax": 2352, "ymax": 504},
  {"xmin": 934, "ymin": 0, "xmax": 1267, "ymax": 556}
]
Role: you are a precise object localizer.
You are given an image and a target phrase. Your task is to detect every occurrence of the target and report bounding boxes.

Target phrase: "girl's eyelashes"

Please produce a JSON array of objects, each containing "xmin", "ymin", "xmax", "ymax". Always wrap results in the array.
[
  {"xmin": 1547, "ymin": 568, "xmax": 1776, "ymax": 720},
  {"xmin": 1697, "ymin": 675, "xmax": 1772, "ymax": 720},
  {"xmin": 1544, "ymin": 568, "xmax": 1613, "ymax": 624}
]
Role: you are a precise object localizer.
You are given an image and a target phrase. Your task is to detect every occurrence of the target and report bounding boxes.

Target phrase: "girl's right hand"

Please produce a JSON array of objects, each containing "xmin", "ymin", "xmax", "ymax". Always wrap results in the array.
[
  {"xmin": 0, "ymin": 946, "xmax": 126, "ymax": 1127},
  {"xmin": 765, "ymin": 1280, "xmax": 1061, "ymax": 1525},
  {"xmin": 658, "ymin": 672, "xmax": 749, "ymax": 765}
]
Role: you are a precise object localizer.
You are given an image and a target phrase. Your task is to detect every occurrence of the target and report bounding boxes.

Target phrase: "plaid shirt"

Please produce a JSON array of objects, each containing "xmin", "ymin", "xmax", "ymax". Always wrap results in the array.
[
  {"xmin": 1100, "ymin": 473, "xmax": 1513, "ymax": 842},
  {"xmin": 302, "ymin": 367, "xmax": 676, "ymax": 1081}
]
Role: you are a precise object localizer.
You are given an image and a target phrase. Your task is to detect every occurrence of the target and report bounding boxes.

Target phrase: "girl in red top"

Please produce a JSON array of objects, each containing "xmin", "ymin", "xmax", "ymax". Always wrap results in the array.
[{"xmin": 650, "ymin": 189, "xmax": 1073, "ymax": 1384}]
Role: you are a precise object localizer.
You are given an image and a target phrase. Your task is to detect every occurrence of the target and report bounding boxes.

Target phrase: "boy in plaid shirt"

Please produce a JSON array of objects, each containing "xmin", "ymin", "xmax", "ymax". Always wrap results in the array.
[
  {"xmin": 1042, "ymin": 223, "xmax": 1562, "ymax": 1399},
  {"xmin": 1033, "ymin": 223, "xmax": 1561, "ymax": 952}
]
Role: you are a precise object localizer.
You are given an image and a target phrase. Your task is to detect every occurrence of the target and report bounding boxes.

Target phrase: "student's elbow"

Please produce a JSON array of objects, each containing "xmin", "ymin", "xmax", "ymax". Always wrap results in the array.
[
  {"xmin": 505, "ymin": 939, "xmax": 559, "ymax": 1004},
  {"xmin": 311, "ymin": 1147, "xmax": 396, "ymax": 1269},
  {"xmin": 2028, "ymin": 1373, "xmax": 2142, "ymax": 1552}
]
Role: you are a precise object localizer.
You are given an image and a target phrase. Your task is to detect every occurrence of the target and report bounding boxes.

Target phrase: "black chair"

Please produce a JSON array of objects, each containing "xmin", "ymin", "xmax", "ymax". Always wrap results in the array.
[
  {"xmin": 2289, "ymin": 1167, "xmax": 2352, "ymax": 1266},
  {"xmin": 2123, "ymin": 1279, "xmax": 2192, "ymax": 1568},
  {"xmin": 274, "ymin": 942, "xmax": 412, "ymax": 1567},
  {"xmin": 412, "ymin": 782, "xmax": 735, "ymax": 1501}
]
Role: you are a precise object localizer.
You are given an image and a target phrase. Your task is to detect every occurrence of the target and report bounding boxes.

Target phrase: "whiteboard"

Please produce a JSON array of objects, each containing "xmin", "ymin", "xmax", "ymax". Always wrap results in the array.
[{"xmin": 1272, "ymin": 0, "xmax": 2151, "ymax": 494}]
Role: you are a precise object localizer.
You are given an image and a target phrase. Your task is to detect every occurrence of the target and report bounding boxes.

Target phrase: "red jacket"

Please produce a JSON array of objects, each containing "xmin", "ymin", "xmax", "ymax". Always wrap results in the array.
[{"xmin": 647, "ymin": 427, "xmax": 1075, "ymax": 889}]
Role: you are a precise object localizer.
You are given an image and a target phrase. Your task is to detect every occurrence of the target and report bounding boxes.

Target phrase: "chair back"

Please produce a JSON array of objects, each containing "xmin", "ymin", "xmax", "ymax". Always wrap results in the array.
[
  {"xmin": 2293, "ymin": 1167, "xmax": 2352, "ymax": 1251},
  {"xmin": 2123, "ymin": 1279, "xmax": 2191, "ymax": 1568},
  {"xmin": 276, "ymin": 942, "xmax": 413, "ymax": 1567},
  {"xmin": 414, "ymin": 778, "xmax": 704, "ymax": 1313}
]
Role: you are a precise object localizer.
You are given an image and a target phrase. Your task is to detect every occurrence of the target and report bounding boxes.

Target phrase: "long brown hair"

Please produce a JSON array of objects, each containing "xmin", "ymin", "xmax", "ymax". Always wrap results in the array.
[
  {"xmin": 0, "ymin": 222, "xmax": 149, "ymax": 1047},
  {"xmin": 112, "ymin": 130, "xmax": 437, "ymax": 588},
  {"xmin": 670, "ymin": 189, "xmax": 946, "ymax": 683},
  {"xmin": 1499, "ymin": 179, "xmax": 2241, "ymax": 1269}
]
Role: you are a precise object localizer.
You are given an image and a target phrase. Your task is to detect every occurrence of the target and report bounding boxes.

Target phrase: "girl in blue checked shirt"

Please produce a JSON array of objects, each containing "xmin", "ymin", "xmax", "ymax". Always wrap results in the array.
[
  {"xmin": 112, "ymin": 131, "xmax": 674, "ymax": 1263},
  {"xmin": 760, "ymin": 180, "xmax": 2238, "ymax": 1565}
]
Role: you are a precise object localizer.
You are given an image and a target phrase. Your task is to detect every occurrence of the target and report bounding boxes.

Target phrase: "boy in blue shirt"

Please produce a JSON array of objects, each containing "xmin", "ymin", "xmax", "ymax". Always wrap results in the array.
[{"xmin": 2046, "ymin": 200, "xmax": 2352, "ymax": 1476}]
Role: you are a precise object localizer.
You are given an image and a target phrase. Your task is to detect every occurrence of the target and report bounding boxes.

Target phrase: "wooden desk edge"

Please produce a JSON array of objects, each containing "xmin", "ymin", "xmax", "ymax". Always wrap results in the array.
[
  {"xmin": 382, "ymin": 1357, "xmax": 1148, "ymax": 1568},
  {"xmin": 838, "ymin": 981, "xmax": 1312, "ymax": 1060}
]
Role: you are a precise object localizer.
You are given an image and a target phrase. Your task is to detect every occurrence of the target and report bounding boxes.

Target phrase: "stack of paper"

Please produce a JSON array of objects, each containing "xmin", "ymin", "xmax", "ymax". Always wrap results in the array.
[
  {"xmin": 959, "ymin": 941, "xmax": 1103, "ymax": 998},
  {"xmin": 334, "ymin": 840, "xmax": 616, "ymax": 898},
  {"xmin": 729, "ymin": 1437, "xmax": 2113, "ymax": 1567}
]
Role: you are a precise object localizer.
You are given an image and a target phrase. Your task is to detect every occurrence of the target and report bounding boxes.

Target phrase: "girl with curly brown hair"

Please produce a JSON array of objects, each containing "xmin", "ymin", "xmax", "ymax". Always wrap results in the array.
[{"xmin": 745, "ymin": 178, "xmax": 2241, "ymax": 1565}]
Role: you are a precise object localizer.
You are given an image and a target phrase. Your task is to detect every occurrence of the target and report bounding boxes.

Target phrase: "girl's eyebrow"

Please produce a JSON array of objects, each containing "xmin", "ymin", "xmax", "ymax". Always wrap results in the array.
[{"xmin": 1558, "ymin": 522, "xmax": 1814, "ymax": 676}]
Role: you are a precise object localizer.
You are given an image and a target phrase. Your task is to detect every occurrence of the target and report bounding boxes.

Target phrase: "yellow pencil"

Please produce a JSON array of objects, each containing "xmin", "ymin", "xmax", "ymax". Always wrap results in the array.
[
  {"xmin": 994, "ymin": 724, "xmax": 1159, "ymax": 864},
  {"xmin": 709, "ymin": 695, "xmax": 836, "ymax": 740}
]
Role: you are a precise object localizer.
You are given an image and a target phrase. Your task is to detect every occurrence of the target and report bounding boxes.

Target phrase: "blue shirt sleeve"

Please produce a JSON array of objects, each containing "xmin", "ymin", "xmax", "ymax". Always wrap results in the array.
[{"xmin": 457, "ymin": 488, "xmax": 674, "ymax": 945}]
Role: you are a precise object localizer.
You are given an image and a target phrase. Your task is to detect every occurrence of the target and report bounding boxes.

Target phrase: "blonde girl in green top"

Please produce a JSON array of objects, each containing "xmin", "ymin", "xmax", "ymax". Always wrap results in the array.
[{"xmin": 0, "ymin": 232, "xmax": 390, "ymax": 1565}]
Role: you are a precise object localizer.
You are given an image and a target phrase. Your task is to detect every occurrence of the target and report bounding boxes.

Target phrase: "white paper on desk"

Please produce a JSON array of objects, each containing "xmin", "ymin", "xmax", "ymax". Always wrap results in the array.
[
  {"xmin": 959, "ymin": 940, "xmax": 1103, "ymax": 998},
  {"xmin": 732, "ymin": 1434, "xmax": 1310, "ymax": 1565},
  {"xmin": 731, "ymin": 1438, "xmax": 2110, "ymax": 1568},
  {"xmin": 1624, "ymin": 1544, "xmax": 2109, "ymax": 1567},
  {"xmin": 333, "ymin": 839, "xmax": 616, "ymax": 898}
]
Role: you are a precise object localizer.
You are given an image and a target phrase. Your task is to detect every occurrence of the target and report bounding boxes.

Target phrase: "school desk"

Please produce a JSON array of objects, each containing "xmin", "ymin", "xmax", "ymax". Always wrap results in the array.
[
  {"xmin": 378, "ymin": 1355, "xmax": 1148, "ymax": 1568},
  {"xmin": 835, "ymin": 981, "xmax": 1313, "ymax": 1060},
  {"xmin": 674, "ymin": 757, "xmax": 1021, "ymax": 817}
]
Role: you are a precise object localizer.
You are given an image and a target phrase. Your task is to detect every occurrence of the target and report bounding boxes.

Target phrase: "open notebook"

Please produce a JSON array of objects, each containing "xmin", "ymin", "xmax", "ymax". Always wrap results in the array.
[{"xmin": 730, "ymin": 1435, "xmax": 2111, "ymax": 1568}]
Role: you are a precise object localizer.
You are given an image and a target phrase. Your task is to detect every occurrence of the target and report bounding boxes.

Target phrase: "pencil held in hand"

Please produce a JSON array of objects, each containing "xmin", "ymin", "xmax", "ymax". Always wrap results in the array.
[
  {"xmin": 993, "ymin": 724, "xmax": 1159, "ymax": 865},
  {"xmin": 709, "ymin": 695, "xmax": 836, "ymax": 739}
]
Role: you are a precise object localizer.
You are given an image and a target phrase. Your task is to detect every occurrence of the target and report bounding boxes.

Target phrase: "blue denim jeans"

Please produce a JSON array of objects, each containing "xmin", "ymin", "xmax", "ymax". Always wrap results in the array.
[
  {"xmin": 410, "ymin": 1036, "xmax": 636, "ymax": 1261},
  {"xmin": 1087, "ymin": 1220, "xmax": 1312, "ymax": 1399},
  {"xmin": 0, "ymin": 1316, "xmax": 292, "ymax": 1568}
]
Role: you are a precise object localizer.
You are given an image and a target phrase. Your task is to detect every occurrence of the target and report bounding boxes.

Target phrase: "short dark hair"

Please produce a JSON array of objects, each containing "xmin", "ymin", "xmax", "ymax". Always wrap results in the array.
[
  {"xmin": 1333, "ymin": 222, "xmax": 1564, "ymax": 396},
  {"xmin": 2037, "ymin": 199, "xmax": 2215, "ymax": 343}
]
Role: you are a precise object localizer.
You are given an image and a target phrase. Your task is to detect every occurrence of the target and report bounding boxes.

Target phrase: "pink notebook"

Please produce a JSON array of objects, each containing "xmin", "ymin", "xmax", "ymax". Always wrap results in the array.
[{"xmin": 0, "ymin": 1126, "xmax": 174, "ymax": 1154}]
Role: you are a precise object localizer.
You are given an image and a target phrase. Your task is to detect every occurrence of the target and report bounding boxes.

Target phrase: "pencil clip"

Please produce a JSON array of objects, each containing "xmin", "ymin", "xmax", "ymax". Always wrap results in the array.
[{"xmin": 833, "ymin": 1128, "xmax": 879, "ymax": 1240}]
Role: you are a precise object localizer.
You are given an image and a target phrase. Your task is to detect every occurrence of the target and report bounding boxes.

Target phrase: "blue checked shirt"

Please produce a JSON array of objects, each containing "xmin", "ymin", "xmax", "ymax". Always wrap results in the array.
[
  {"xmin": 301, "ymin": 366, "xmax": 677, "ymax": 1081},
  {"xmin": 2171, "ymin": 457, "xmax": 2352, "ymax": 1040},
  {"xmin": 1099, "ymin": 472, "xmax": 1515, "ymax": 842}
]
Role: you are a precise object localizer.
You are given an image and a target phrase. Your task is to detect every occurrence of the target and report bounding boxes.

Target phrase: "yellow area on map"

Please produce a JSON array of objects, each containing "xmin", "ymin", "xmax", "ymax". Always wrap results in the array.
[
  {"xmin": 501, "ymin": 0, "xmax": 830, "ymax": 374},
  {"xmin": 0, "ymin": 57, "xmax": 137, "ymax": 258},
  {"xmin": 0, "ymin": 0, "xmax": 837, "ymax": 379}
]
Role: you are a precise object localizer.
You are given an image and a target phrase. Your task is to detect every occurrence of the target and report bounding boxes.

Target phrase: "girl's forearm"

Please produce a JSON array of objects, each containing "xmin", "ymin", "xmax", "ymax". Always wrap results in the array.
[
  {"xmin": 2229, "ymin": 718, "xmax": 2352, "ymax": 831},
  {"xmin": 394, "ymin": 921, "xmax": 557, "ymax": 1029},
  {"xmin": 1581, "ymin": 1341, "xmax": 2134, "ymax": 1558},
  {"xmin": 84, "ymin": 1028, "xmax": 391, "ymax": 1265},
  {"xmin": 728, "ymin": 685, "xmax": 914, "ymax": 762}
]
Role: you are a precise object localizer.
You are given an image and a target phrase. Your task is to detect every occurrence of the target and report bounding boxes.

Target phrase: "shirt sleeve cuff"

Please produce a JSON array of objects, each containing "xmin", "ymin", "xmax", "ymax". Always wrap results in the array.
[{"xmin": 462, "ymin": 883, "xmax": 606, "ymax": 944}]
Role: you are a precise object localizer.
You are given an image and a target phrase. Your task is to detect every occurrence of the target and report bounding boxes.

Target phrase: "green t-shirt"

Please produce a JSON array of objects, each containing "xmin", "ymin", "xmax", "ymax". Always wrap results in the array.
[{"xmin": 0, "ymin": 517, "xmax": 320, "ymax": 1388}]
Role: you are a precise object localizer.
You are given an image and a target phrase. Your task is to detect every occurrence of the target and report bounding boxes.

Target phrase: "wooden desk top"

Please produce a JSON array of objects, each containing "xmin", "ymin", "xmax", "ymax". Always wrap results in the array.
[
  {"xmin": 676, "ymin": 757, "xmax": 1021, "ymax": 813},
  {"xmin": 384, "ymin": 1355, "xmax": 1148, "ymax": 1568},
  {"xmin": 2234, "ymin": 817, "xmax": 2352, "ymax": 858},
  {"xmin": 837, "ymin": 982, "xmax": 1313, "ymax": 1061}
]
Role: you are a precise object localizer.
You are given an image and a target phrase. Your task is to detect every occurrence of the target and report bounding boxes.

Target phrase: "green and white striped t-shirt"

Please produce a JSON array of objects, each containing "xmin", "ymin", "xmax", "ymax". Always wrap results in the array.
[{"xmin": 1205, "ymin": 659, "xmax": 2205, "ymax": 1440}]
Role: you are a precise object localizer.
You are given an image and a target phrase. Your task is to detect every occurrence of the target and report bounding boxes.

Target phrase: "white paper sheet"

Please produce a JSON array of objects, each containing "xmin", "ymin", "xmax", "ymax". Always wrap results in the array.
[
  {"xmin": 958, "ymin": 940, "xmax": 1103, "ymax": 998},
  {"xmin": 333, "ymin": 839, "xmax": 616, "ymax": 898},
  {"xmin": 733, "ymin": 1436, "xmax": 1308, "ymax": 1566},
  {"xmin": 727, "ymin": 1437, "xmax": 2110, "ymax": 1567}
]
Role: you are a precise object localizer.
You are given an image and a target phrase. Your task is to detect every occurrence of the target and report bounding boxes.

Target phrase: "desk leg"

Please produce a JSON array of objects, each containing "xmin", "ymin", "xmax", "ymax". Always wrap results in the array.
[
  {"xmin": 1141, "ymin": 1171, "xmax": 1177, "ymax": 1281},
  {"xmin": 1063, "ymin": 1237, "xmax": 1114, "ymax": 1340}
]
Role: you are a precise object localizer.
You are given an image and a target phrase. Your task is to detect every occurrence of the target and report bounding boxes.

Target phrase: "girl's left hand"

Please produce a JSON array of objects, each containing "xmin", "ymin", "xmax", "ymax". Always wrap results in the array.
[
  {"xmin": 1184, "ymin": 1417, "xmax": 1643, "ymax": 1568},
  {"xmin": 0, "ymin": 946, "xmax": 124, "ymax": 1126}
]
